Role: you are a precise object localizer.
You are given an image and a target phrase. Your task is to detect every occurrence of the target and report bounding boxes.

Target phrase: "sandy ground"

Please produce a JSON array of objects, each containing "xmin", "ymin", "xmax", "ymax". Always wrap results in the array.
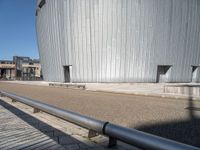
[{"xmin": 0, "ymin": 82, "xmax": 200, "ymax": 147}]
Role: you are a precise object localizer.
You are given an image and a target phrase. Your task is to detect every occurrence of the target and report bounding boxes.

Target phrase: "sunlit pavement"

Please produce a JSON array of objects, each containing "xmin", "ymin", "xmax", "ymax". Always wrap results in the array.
[
  {"xmin": 0, "ymin": 96, "xmax": 134, "ymax": 150},
  {"xmin": 0, "ymin": 82, "xmax": 200, "ymax": 147}
]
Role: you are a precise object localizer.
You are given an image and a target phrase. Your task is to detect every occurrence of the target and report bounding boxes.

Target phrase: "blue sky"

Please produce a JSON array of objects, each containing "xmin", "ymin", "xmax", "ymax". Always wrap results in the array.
[{"xmin": 0, "ymin": 0, "xmax": 39, "ymax": 60}]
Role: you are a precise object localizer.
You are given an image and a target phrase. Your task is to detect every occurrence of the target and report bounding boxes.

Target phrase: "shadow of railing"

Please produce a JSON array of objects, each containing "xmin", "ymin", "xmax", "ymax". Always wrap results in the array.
[
  {"xmin": 135, "ymin": 86, "xmax": 200, "ymax": 147},
  {"xmin": 0, "ymin": 99, "xmax": 88, "ymax": 149}
]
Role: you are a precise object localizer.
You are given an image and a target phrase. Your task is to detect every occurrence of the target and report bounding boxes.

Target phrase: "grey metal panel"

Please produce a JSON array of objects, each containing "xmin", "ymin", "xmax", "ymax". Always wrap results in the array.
[{"xmin": 36, "ymin": 0, "xmax": 200, "ymax": 83}]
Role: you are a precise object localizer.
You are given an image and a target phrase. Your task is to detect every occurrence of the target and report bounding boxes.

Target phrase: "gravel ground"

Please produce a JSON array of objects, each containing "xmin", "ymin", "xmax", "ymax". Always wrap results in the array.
[{"xmin": 0, "ymin": 82, "xmax": 200, "ymax": 147}]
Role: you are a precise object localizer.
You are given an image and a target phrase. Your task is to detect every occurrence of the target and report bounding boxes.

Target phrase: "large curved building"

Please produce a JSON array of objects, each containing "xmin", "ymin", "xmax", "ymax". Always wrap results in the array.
[{"xmin": 36, "ymin": 0, "xmax": 200, "ymax": 83}]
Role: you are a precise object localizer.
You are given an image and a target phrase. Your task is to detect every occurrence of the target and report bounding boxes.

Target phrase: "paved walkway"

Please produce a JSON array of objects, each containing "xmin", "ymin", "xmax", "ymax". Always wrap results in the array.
[
  {"xmin": 1, "ymin": 81, "xmax": 200, "ymax": 100},
  {"xmin": 0, "ymin": 82, "xmax": 200, "ymax": 147},
  {"xmin": 0, "ymin": 96, "xmax": 134, "ymax": 150}
]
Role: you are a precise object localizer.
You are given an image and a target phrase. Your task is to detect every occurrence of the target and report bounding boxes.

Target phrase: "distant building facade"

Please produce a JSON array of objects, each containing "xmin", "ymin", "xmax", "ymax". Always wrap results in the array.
[
  {"xmin": 0, "ymin": 56, "xmax": 42, "ymax": 80},
  {"xmin": 36, "ymin": 0, "xmax": 200, "ymax": 83},
  {"xmin": 0, "ymin": 60, "xmax": 15, "ymax": 80}
]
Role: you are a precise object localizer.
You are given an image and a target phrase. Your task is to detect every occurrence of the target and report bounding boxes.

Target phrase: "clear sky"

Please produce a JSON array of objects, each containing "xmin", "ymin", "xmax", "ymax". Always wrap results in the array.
[{"xmin": 0, "ymin": 0, "xmax": 39, "ymax": 60}]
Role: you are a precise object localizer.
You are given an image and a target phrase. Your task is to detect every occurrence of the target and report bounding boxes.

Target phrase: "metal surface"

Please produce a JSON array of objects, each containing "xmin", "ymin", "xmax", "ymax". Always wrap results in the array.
[
  {"xmin": 104, "ymin": 123, "xmax": 199, "ymax": 150},
  {"xmin": 36, "ymin": 0, "xmax": 200, "ymax": 83},
  {"xmin": 1, "ymin": 90, "xmax": 200, "ymax": 150}
]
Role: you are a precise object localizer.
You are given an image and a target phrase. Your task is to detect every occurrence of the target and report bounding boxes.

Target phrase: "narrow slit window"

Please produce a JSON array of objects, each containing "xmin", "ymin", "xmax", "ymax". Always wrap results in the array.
[
  {"xmin": 38, "ymin": 0, "xmax": 46, "ymax": 9},
  {"xmin": 191, "ymin": 66, "xmax": 199, "ymax": 82},
  {"xmin": 35, "ymin": 9, "xmax": 38, "ymax": 16}
]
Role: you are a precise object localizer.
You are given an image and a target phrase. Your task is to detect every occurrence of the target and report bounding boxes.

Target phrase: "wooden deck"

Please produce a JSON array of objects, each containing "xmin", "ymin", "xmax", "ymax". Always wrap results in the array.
[{"xmin": 0, "ymin": 104, "xmax": 66, "ymax": 150}]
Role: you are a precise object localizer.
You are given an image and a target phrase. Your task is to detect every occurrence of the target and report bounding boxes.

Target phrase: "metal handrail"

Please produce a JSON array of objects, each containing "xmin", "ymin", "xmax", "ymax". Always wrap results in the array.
[
  {"xmin": 0, "ymin": 90, "xmax": 199, "ymax": 150},
  {"xmin": 0, "ymin": 90, "xmax": 106, "ymax": 133},
  {"xmin": 104, "ymin": 123, "xmax": 199, "ymax": 150}
]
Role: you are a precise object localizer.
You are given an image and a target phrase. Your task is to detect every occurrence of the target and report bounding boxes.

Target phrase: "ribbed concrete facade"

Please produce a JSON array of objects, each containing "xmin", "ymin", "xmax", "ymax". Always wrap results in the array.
[{"xmin": 36, "ymin": 0, "xmax": 200, "ymax": 83}]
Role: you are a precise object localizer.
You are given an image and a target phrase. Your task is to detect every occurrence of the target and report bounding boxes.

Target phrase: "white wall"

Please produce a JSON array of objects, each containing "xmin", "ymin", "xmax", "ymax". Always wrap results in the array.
[{"xmin": 36, "ymin": 0, "xmax": 200, "ymax": 83}]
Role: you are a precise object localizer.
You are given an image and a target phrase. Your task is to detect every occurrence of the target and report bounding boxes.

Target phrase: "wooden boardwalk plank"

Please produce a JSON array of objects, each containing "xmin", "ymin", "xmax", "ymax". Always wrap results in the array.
[{"xmin": 0, "ymin": 105, "xmax": 66, "ymax": 150}]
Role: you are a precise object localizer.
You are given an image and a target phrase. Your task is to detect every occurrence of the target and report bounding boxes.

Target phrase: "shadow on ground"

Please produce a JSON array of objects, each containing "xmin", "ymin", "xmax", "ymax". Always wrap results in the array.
[
  {"xmin": 135, "ymin": 87, "xmax": 200, "ymax": 147},
  {"xmin": 0, "ymin": 100, "xmax": 88, "ymax": 149}
]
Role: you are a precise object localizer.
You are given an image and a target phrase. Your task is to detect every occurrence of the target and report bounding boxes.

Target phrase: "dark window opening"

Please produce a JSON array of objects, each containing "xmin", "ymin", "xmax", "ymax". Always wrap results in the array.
[
  {"xmin": 35, "ymin": 9, "xmax": 38, "ymax": 16},
  {"xmin": 191, "ymin": 66, "xmax": 199, "ymax": 82},
  {"xmin": 38, "ymin": 0, "xmax": 46, "ymax": 9},
  {"xmin": 64, "ymin": 66, "xmax": 71, "ymax": 82},
  {"xmin": 156, "ymin": 65, "xmax": 172, "ymax": 83},
  {"xmin": 192, "ymin": 66, "xmax": 198, "ymax": 73}
]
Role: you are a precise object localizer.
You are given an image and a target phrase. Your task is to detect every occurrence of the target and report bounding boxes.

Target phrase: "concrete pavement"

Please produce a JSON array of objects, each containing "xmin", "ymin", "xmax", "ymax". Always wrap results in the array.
[
  {"xmin": 2, "ymin": 81, "xmax": 200, "ymax": 100},
  {"xmin": 0, "ymin": 82, "xmax": 200, "ymax": 147},
  {"xmin": 0, "ymin": 96, "xmax": 134, "ymax": 150}
]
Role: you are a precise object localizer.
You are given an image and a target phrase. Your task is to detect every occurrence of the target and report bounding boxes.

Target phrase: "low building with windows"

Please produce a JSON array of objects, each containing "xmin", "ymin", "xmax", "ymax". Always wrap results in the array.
[
  {"xmin": 0, "ymin": 56, "xmax": 42, "ymax": 80},
  {"xmin": 36, "ymin": 0, "xmax": 200, "ymax": 83},
  {"xmin": 0, "ymin": 60, "xmax": 15, "ymax": 80}
]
